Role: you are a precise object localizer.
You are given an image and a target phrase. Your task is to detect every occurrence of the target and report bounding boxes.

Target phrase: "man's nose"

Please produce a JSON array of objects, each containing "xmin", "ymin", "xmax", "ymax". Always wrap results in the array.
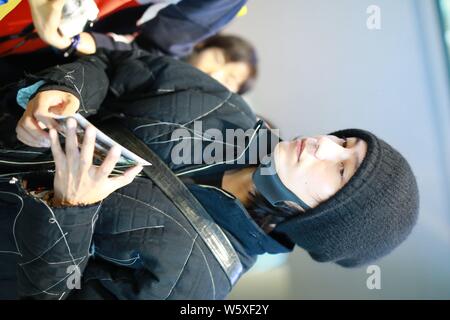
[{"xmin": 315, "ymin": 136, "xmax": 351, "ymax": 161}]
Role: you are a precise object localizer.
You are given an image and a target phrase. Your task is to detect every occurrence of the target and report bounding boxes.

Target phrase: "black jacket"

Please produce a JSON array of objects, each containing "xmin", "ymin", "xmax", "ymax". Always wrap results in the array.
[
  {"xmin": 91, "ymin": 0, "xmax": 247, "ymax": 57},
  {"xmin": 0, "ymin": 49, "xmax": 292, "ymax": 300}
]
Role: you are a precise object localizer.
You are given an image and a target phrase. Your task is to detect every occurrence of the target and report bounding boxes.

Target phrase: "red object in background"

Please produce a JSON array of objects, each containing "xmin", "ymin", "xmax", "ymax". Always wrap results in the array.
[{"xmin": 0, "ymin": 0, "xmax": 139, "ymax": 56}]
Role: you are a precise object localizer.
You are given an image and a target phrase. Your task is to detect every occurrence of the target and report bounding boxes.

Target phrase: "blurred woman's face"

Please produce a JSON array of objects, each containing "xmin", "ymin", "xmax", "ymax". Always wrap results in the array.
[
  {"xmin": 274, "ymin": 135, "xmax": 368, "ymax": 209},
  {"xmin": 189, "ymin": 47, "xmax": 251, "ymax": 93}
]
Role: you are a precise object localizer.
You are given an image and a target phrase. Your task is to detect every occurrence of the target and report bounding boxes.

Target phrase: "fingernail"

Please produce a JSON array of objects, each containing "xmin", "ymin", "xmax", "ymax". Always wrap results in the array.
[
  {"xmin": 67, "ymin": 118, "xmax": 76, "ymax": 128},
  {"xmin": 112, "ymin": 145, "xmax": 121, "ymax": 155},
  {"xmin": 85, "ymin": 126, "xmax": 96, "ymax": 137}
]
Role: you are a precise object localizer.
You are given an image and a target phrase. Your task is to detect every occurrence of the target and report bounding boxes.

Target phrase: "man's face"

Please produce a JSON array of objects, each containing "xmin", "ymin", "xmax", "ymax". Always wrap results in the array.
[{"xmin": 274, "ymin": 135, "xmax": 368, "ymax": 209}]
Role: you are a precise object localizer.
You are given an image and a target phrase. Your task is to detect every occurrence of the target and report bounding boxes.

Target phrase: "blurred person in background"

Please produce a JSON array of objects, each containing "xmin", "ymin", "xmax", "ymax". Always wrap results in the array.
[
  {"xmin": 186, "ymin": 34, "xmax": 258, "ymax": 94},
  {"xmin": 0, "ymin": 0, "xmax": 248, "ymax": 85}
]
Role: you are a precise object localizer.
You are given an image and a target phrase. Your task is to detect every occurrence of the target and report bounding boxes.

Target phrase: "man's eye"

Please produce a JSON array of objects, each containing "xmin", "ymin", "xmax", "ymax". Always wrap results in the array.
[
  {"xmin": 340, "ymin": 162, "xmax": 345, "ymax": 177},
  {"xmin": 342, "ymin": 139, "xmax": 348, "ymax": 148}
]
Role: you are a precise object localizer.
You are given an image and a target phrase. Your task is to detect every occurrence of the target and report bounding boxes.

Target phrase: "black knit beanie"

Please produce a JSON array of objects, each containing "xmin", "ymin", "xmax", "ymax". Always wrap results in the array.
[{"xmin": 273, "ymin": 129, "xmax": 420, "ymax": 267}]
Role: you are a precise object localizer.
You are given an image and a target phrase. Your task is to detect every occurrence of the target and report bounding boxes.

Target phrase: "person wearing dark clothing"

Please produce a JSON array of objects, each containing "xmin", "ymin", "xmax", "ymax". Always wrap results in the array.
[
  {"xmin": 91, "ymin": 0, "xmax": 247, "ymax": 57},
  {"xmin": 0, "ymin": 0, "xmax": 247, "ymax": 86},
  {"xmin": 0, "ymin": 49, "xmax": 419, "ymax": 299}
]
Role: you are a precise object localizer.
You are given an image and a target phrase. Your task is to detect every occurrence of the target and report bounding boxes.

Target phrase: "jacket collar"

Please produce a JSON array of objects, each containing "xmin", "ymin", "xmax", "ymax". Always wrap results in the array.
[
  {"xmin": 175, "ymin": 120, "xmax": 281, "ymax": 177},
  {"xmin": 187, "ymin": 184, "xmax": 294, "ymax": 256}
]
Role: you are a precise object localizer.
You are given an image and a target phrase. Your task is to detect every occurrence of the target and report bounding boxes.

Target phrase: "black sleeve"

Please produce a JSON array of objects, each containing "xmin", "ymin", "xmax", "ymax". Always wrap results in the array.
[
  {"xmin": 22, "ymin": 49, "xmax": 147, "ymax": 117},
  {"xmin": 135, "ymin": 0, "xmax": 247, "ymax": 57},
  {"xmin": 28, "ymin": 52, "xmax": 111, "ymax": 117},
  {"xmin": 90, "ymin": 32, "xmax": 143, "ymax": 53},
  {"xmin": 12, "ymin": 175, "xmax": 102, "ymax": 300},
  {"xmin": 90, "ymin": 32, "xmax": 132, "ymax": 52}
]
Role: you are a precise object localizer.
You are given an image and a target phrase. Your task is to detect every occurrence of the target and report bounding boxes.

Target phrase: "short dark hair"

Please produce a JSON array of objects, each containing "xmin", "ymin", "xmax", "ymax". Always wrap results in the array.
[{"xmin": 192, "ymin": 34, "xmax": 258, "ymax": 94}]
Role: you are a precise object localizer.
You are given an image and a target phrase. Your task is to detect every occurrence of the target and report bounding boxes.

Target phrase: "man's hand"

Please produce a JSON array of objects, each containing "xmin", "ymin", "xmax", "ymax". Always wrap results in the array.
[
  {"xmin": 16, "ymin": 90, "xmax": 80, "ymax": 148},
  {"xmin": 49, "ymin": 117, "xmax": 144, "ymax": 206},
  {"xmin": 28, "ymin": 0, "xmax": 72, "ymax": 49},
  {"xmin": 77, "ymin": 32, "xmax": 97, "ymax": 55}
]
